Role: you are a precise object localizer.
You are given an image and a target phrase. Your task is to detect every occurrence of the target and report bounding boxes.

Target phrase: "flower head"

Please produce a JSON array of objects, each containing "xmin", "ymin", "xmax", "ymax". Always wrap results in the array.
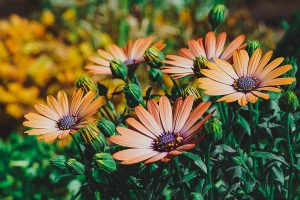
[
  {"xmin": 162, "ymin": 32, "xmax": 245, "ymax": 79},
  {"xmin": 23, "ymin": 89, "xmax": 105, "ymax": 142},
  {"xmin": 198, "ymin": 49, "xmax": 296, "ymax": 106},
  {"xmin": 85, "ymin": 37, "xmax": 164, "ymax": 76},
  {"xmin": 109, "ymin": 96, "xmax": 213, "ymax": 164}
]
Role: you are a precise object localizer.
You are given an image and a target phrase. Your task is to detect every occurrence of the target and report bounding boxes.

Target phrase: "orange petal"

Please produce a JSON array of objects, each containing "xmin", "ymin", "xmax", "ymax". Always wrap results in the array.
[
  {"xmin": 205, "ymin": 32, "xmax": 216, "ymax": 59},
  {"xmin": 144, "ymin": 152, "xmax": 168, "ymax": 164},
  {"xmin": 113, "ymin": 149, "xmax": 155, "ymax": 161},
  {"xmin": 252, "ymin": 91, "xmax": 270, "ymax": 100},
  {"xmin": 248, "ymin": 48, "xmax": 262, "ymax": 76},
  {"xmin": 126, "ymin": 118, "xmax": 157, "ymax": 138},
  {"xmin": 237, "ymin": 94, "xmax": 248, "ymax": 106}
]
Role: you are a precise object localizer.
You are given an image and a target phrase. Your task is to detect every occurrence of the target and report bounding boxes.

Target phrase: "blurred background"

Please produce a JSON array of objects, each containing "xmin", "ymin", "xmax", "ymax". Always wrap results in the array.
[{"xmin": 0, "ymin": 0, "xmax": 299, "ymax": 198}]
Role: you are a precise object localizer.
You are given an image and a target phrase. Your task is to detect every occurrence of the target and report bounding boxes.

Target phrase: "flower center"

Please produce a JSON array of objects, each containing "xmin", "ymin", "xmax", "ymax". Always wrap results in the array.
[
  {"xmin": 152, "ymin": 132, "xmax": 183, "ymax": 152},
  {"xmin": 233, "ymin": 76, "xmax": 259, "ymax": 93},
  {"xmin": 57, "ymin": 115, "xmax": 77, "ymax": 130},
  {"xmin": 123, "ymin": 59, "xmax": 135, "ymax": 65}
]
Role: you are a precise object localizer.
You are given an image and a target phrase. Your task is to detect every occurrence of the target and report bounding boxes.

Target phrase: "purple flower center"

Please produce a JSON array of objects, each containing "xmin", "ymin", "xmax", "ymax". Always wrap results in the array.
[
  {"xmin": 57, "ymin": 115, "xmax": 77, "ymax": 130},
  {"xmin": 234, "ymin": 76, "xmax": 259, "ymax": 93},
  {"xmin": 123, "ymin": 59, "xmax": 135, "ymax": 65},
  {"xmin": 152, "ymin": 132, "xmax": 183, "ymax": 152}
]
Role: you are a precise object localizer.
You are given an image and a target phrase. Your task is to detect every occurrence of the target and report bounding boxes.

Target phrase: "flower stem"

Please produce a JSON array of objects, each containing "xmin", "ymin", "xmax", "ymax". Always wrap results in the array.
[
  {"xmin": 174, "ymin": 157, "xmax": 186, "ymax": 199},
  {"xmin": 71, "ymin": 134, "xmax": 84, "ymax": 161},
  {"xmin": 206, "ymin": 143, "xmax": 213, "ymax": 200},
  {"xmin": 285, "ymin": 113, "xmax": 294, "ymax": 200},
  {"xmin": 217, "ymin": 102, "xmax": 226, "ymax": 143}
]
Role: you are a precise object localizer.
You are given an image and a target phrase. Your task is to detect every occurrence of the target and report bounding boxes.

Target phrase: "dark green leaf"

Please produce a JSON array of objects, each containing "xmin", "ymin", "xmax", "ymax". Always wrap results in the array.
[{"xmin": 183, "ymin": 151, "xmax": 207, "ymax": 174}]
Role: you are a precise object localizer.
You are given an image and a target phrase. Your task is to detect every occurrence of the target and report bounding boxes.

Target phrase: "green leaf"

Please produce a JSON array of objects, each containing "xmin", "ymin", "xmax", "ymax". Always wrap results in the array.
[
  {"xmin": 191, "ymin": 192, "xmax": 204, "ymax": 200},
  {"xmin": 183, "ymin": 151, "xmax": 207, "ymax": 174},
  {"xmin": 237, "ymin": 115, "xmax": 251, "ymax": 136},
  {"xmin": 183, "ymin": 170, "xmax": 198, "ymax": 183},
  {"xmin": 250, "ymin": 151, "xmax": 289, "ymax": 167}
]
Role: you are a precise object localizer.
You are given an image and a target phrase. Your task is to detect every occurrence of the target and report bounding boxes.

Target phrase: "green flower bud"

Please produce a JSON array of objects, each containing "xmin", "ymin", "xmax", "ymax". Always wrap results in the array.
[
  {"xmin": 193, "ymin": 56, "xmax": 208, "ymax": 73},
  {"xmin": 123, "ymin": 83, "xmax": 143, "ymax": 108},
  {"xmin": 279, "ymin": 91, "xmax": 299, "ymax": 112},
  {"xmin": 66, "ymin": 158, "xmax": 85, "ymax": 175},
  {"xmin": 145, "ymin": 46, "xmax": 165, "ymax": 68},
  {"xmin": 79, "ymin": 123, "xmax": 106, "ymax": 153},
  {"xmin": 281, "ymin": 57, "xmax": 298, "ymax": 90},
  {"xmin": 205, "ymin": 118, "xmax": 223, "ymax": 142},
  {"xmin": 110, "ymin": 59, "xmax": 128, "ymax": 80},
  {"xmin": 246, "ymin": 40, "xmax": 261, "ymax": 56},
  {"xmin": 75, "ymin": 76, "xmax": 97, "ymax": 94},
  {"xmin": 181, "ymin": 84, "xmax": 201, "ymax": 100},
  {"xmin": 94, "ymin": 153, "xmax": 116, "ymax": 173},
  {"xmin": 98, "ymin": 118, "xmax": 116, "ymax": 137},
  {"xmin": 209, "ymin": 4, "xmax": 226, "ymax": 30},
  {"xmin": 51, "ymin": 155, "xmax": 67, "ymax": 170},
  {"xmin": 149, "ymin": 68, "xmax": 163, "ymax": 83}
]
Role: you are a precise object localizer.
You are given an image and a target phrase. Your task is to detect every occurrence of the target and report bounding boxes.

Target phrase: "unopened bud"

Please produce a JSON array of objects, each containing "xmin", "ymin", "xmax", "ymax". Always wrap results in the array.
[
  {"xmin": 145, "ymin": 46, "xmax": 165, "ymax": 68},
  {"xmin": 181, "ymin": 85, "xmax": 201, "ymax": 100},
  {"xmin": 110, "ymin": 59, "xmax": 128, "ymax": 80},
  {"xmin": 94, "ymin": 153, "xmax": 116, "ymax": 173},
  {"xmin": 51, "ymin": 155, "xmax": 67, "ymax": 170},
  {"xmin": 205, "ymin": 118, "xmax": 223, "ymax": 142},
  {"xmin": 66, "ymin": 158, "xmax": 85, "ymax": 175},
  {"xmin": 123, "ymin": 83, "xmax": 143, "ymax": 108},
  {"xmin": 149, "ymin": 68, "xmax": 163, "ymax": 83},
  {"xmin": 279, "ymin": 91, "xmax": 299, "ymax": 112},
  {"xmin": 79, "ymin": 123, "xmax": 106, "ymax": 153},
  {"xmin": 209, "ymin": 4, "xmax": 226, "ymax": 30},
  {"xmin": 75, "ymin": 76, "xmax": 97, "ymax": 93},
  {"xmin": 281, "ymin": 57, "xmax": 298, "ymax": 90},
  {"xmin": 98, "ymin": 119, "xmax": 115, "ymax": 137},
  {"xmin": 193, "ymin": 56, "xmax": 208, "ymax": 72},
  {"xmin": 246, "ymin": 40, "xmax": 261, "ymax": 56}
]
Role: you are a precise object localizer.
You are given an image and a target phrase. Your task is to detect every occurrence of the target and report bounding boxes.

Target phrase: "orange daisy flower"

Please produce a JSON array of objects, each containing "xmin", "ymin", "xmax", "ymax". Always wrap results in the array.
[
  {"xmin": 162, "ymin": 31, "xmax": 245, "ymax": 79},
  {"xmin": 23, "ymin": 89, "xmax": 105, "ymax": 142},
  {"xmin": 198, "ymin": 48, "xmax": 296, "ymax": 106},
  {"xmin": 85, "ymin": 37, "xmax": 165, "ymax": 75},
  {"xmin": 109, "ymin": 96, "xmax": 214, "ymax": 165}
]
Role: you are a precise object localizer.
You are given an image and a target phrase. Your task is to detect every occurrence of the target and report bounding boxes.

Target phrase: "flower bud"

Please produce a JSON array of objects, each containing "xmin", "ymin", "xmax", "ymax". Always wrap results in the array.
[
  {"xmin": 149, "ymin": 68, "xmax": 163, "ymax": 83},
  {"xmin": 123, "ymin": 83, "xmax": 143, "ymax": 108},
  {"xmin": 193, "ymin": 56, "xmax": 208, "ymax": 72},
  {"xmin": 279, "ymin": 91, "xmax": 299, "ymax": 112},
  {"xmin": 75, "ymin": 76, "xmax": 97, "ymax": 94},
  {"xmin": 94, "ymin": 153, "xmax": 116, "ymax": 173},
  {"xmin": 97, "ymin": 118, "xmax": 115, "ymax": 137},
  {"xmin": 51, "ymin": 155, "xmax": 67, "ymax": 170},
  {"xmin": 281, "ymin": 57, "xmax": 298, "ymax": 90},
  {"xmin": 66, "ymin": 158, "xmax": 85, "ymax": 175},
  {"xmin": 110, "ymin": 59, "xmax": 128, "ymax": 80},
  {"xmin": 246, "ymin": 40, "xmax": 261, "ymax": 56},
  {"xmin": 205, "ymin": 118, "xmax": 223, "ymax": 142},
  {"xmin": 181, "ymin": 85, "xmax": 201, "ymax": 100},
  {"xmin": 145, "ymin": 46, "xmax": 165, "ymax": 68},
  {"xmin": 209, "ymin": 4, "xmax": 226, "ymax": 30},
  {"xmin": 79, "ymin": 123, "xmax": 106, "ymax": 153}
]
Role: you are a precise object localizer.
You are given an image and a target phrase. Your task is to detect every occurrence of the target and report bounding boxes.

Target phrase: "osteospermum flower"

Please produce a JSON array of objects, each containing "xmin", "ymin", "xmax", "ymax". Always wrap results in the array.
[
  {"xmin": 162, "ymin": 31, "xmax": 245, "ymax": 78},
  {"xmin": 198, "ymin": 48, "xmax": 296, "ymax": 106},
  {"xmin": 85, "ymin": 37, "xmax": 165, "ymax": 75},
  {"xmin": 109, "ymin": 96, "xmax": 214, "ymax": 164},
  {"xmin": 23, "ymin": 89, "xmax": 105, "ymax": 142}
]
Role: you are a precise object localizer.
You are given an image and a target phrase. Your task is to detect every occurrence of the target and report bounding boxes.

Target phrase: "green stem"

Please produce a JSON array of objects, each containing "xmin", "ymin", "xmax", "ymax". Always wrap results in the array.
[
  {"xmin": 217, "ymin": 102, "xmax": 226, "ymax": 143},
  {"xmin": 174, "ymin": 157, "xmax": 186, "ymax": 199},
  {"xmin": 71, "ymin": 134, "xmax": 96, "ymax": 198},
  {"xmin": 286, "ymin": 113, "xmax": 294, "ymax": 200},
  {"xmin": 71, "ymin": 134, "xmax": 84, "ymax": 161},
  {"xmin": 206, "ymin": 143, "xmax": 213, "ymax": 200}
]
